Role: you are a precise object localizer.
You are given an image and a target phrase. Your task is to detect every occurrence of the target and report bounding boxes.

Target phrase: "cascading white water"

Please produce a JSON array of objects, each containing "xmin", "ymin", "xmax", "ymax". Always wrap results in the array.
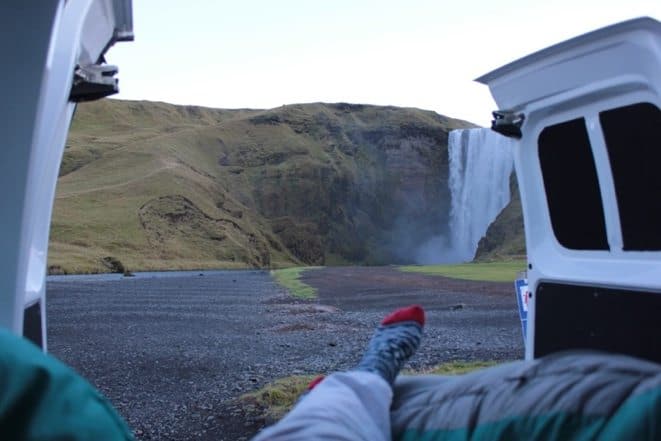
[{"xmin": 447, "ymin": 128, "xmax": 515, "ymax": 262}]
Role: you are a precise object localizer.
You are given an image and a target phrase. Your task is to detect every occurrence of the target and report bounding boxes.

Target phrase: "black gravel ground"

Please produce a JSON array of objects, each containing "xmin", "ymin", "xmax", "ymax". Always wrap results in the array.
[{"xmin": 46, "ymin": 267, "xmax": 523, "ymax": 440}]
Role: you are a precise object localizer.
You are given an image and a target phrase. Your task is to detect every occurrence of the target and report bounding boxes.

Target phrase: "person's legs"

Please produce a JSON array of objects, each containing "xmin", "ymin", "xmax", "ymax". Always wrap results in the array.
[
  {"xmin": 253, "ymin": 371, "xmax": 392, "ymax": 441},
  {"xmin": 252, "ymin": 305, "xmax": 425, "ymax": 441}
]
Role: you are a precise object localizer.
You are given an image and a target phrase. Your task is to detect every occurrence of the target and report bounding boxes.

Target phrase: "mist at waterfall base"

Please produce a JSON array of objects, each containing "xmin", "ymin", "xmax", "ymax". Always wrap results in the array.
[{"xmin": 415, "ymin": 128, "xmax": 515, "ymax": 264}]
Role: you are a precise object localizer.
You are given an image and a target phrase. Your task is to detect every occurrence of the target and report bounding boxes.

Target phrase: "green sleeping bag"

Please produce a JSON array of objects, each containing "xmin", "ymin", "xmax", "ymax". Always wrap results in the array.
[
  {"xmin": 392, "ymin": 351, "xmax": 661, "ymax": 440},
  {"xmin": 0, "ymin": 329, "xmax": 133, "ymax": 440}
]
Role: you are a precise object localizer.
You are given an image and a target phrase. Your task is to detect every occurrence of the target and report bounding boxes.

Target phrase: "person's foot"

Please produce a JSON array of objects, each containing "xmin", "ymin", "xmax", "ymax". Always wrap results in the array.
[{"xmin": 355, "ymin": 305, "xmax": 425, "ymax": 385}]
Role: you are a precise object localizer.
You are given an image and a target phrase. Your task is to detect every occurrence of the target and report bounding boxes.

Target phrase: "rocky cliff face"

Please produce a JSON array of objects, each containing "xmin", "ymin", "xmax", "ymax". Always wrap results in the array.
[
  {"xmin": 474, "ymin": 175, "xmax": 526, "ymax": 261},
  {"xmin": 212, "ymin": 103, "xmax": 474, "ymax": 265},
  {"xmin": 51, "ymin": 100, "xmax": 474, "ymax": 272}
]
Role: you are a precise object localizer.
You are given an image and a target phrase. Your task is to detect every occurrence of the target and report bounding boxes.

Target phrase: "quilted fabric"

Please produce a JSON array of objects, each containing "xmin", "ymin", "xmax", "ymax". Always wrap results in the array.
[{"xmin": 391, "ymin": 351, "xmax": 661, "ymax": 440}]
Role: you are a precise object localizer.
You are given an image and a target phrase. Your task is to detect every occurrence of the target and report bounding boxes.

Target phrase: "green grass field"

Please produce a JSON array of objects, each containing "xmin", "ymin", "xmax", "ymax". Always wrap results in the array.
[
  {"xmin": 413, "ymin": 360, "xmax": 499, "ymax": 375},
  {"xmin": 270, "ymin": 267, "xmax": 321, "ymax": 299},
  {"xmin": 399, "ymin": 260, "xmax": 526, "ymax": 283}
]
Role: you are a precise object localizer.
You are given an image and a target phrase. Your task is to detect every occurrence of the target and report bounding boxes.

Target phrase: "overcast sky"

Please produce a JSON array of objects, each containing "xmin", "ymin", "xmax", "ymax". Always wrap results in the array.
[{"xmin": 108, "ymin": 0, "xmax": 660, "ymax": 126}]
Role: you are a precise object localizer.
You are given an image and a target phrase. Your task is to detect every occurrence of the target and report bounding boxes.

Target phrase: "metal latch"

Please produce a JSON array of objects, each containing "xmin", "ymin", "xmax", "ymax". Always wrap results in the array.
[
  {"xmin": 70, "ymin": 64, "xmax": 119, "ymax": 102},
  {"xmin": 491, "ymin": 110, "xmax": 525, "ymax": 139}
]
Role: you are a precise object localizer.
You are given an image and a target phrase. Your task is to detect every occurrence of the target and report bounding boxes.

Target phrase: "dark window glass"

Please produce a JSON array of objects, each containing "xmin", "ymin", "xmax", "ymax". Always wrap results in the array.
[
  {"xmin": 600, "ymin": 102, "xmax": 661, "ymax": 250},
  {"xmin": 23, "ymin": 302, "xmax": 43, "ymax": 349},
  {"xmin": 535, "ymin": 282, "xmax": 661, "ymax": 363},
  {"xmin": 538, "ymin": 118, "xmax": 609, "ymax": 250}
]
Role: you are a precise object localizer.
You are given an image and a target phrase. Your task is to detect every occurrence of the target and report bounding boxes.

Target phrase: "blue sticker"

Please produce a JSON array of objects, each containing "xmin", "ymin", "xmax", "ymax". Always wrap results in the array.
[{"xmin": 514, "ymin": 278, "xmax": 529, "ymax": 347}]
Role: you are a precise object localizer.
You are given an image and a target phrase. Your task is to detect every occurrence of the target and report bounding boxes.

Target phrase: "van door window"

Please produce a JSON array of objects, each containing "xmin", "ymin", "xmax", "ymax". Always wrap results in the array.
[
  {"xmin": 600, "ymin": 102, "xmax": 661, "ymax": 251},
  {"xmin": 538, "ymin": 118, "xmax": 609, "ymax": 250}
]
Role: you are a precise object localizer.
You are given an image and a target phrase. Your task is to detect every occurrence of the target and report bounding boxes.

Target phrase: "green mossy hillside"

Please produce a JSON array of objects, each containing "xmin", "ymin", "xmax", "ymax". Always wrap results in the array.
[{"xmin": 50, "ymin": 100, "xmax": 475, "ymax": 273}]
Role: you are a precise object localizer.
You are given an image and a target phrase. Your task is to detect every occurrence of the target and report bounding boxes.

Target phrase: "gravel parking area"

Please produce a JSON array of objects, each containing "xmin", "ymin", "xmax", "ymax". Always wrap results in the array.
[{"xmin": 47, "ymin": 267, "xmax": 523, "ymax": 440}]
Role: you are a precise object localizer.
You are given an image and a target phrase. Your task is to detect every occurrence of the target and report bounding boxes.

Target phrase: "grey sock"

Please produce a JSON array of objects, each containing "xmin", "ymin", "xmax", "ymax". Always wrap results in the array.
[{"xmin": 355, "ymin": 317, "xmax": 423, "ymax": 385}]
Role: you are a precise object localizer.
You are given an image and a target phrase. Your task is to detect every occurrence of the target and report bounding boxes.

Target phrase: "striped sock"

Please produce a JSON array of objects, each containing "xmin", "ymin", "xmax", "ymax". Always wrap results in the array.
[{"xmin": 355, "ymin": 305, "xmax": 425, "ymax": 385}]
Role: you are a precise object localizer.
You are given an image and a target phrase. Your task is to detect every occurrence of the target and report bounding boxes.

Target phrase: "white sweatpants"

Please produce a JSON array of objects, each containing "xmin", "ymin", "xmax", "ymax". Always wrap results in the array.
[{"xmin": 252, "ymin": 371, "xmax": 393, "ymax": 441}]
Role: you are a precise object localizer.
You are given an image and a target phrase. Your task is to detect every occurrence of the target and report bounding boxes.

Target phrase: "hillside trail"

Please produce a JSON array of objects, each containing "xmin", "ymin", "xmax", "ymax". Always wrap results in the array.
[
  {"xmin": 57, "ymin": 159, "xmax": 181, "ymax": 198},
  {"xmin": 58, "ymin": 116, "xmax": 232, "ymax": 199}
]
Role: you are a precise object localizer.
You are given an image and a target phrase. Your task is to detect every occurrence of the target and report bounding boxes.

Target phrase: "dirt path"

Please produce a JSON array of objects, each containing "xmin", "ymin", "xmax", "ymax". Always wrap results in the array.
[
  {"xmin": 46, "ymin": 267, "xmax": 523, "ymax": 440},
  {"xmin": 57, "ymin": 160, "xmax": 180, "ymax": 198}
]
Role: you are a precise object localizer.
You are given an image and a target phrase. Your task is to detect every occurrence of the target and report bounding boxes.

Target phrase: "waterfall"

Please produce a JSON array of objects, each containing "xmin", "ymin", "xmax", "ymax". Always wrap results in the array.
[{"xmin": 447, "ymin": 128, "xmax": 515, "ymax": 262}]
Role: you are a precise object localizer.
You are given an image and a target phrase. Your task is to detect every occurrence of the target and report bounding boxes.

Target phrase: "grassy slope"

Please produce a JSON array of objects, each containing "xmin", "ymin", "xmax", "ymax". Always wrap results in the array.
[
  {"xmin": 53, "ymin": 100, "xmax": 289, "ymax": 272},
  {"xmin": 270, "ymin": 267, "xmax": 320, "ymax": 299},
  {"xmin": 50, "ymin": 99, "xmax": 473, "ymax": 273},
  {"xmin": 399, "ymin": 261, "xmax": 526, "ymax": 283}
]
